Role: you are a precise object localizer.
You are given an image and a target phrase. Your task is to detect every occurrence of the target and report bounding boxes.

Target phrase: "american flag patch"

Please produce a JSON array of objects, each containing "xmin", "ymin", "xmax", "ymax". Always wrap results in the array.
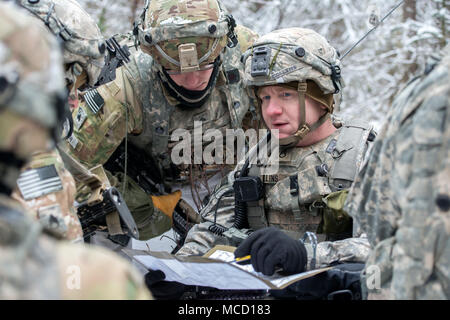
[
  {"xmin": 83, "ymin": 88, "xmax": 104, "ymax": 114},
  {"xmin": 17, "ymin": 165, "xmax": 63, "ymax": 200}
]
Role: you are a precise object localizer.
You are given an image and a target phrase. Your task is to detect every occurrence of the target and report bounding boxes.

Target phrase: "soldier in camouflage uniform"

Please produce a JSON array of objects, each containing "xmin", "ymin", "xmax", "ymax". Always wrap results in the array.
[
  {"xmin": 344, "ymin": 45, "xmax": 450, "ymax": 300},
  {"xmin": 9, "ymin": 0, "xmax": 107, "ymax": 243},
  {"xmin": 62, "ymin": 0, "xmax": 259, "ymax": 247},
  {"xmin": 176, "ymin": 28, "xmax": 375, "ymax": 275},
  {"xmin": 0, "ymin": 1, "xmax": 151, "ymax": 299}
]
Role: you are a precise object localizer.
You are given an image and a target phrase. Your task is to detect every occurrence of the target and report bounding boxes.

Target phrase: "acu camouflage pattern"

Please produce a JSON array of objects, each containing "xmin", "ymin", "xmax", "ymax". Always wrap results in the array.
[
  {"xmin": 0, "ymin": 195, "xmax": 152, "ymax": 300},
  {"xmin": 242, "ymin": 27, "xmax": 343, "ymax": 104},
  {"xmin": 63, "ymin": 19, "xmax": 257, "ymax": 239},
  {"xmin": 17, "ymin": 0, "xmax": 106, "ymax": 86},
  {"xmin": 177, "ymin": 121, "xmax": 372, "ymax": 270},
  {"xmin": 11, "ymin": 149, "xmax": 83, "ymax": 243},
  {"xmin": 138, "ymin": 0, "xmax": 230, "ymax": 71},
  {"xmin": 344, "ymin": 45, "xmax": 450, "ymax": 300}
]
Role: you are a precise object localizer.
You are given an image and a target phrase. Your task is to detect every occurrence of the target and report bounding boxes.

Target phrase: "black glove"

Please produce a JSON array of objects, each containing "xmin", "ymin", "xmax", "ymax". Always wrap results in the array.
[
  {"xmin": 234, "ymin": 227, "xmax": 307, "ymax": 276},
  {"xmin": 270, "ymin": 263, "xmax": 364, "ymax": 300},
  {"xmin": 144, "ymin": 270, "xmax": 187, "ymax": 300}
]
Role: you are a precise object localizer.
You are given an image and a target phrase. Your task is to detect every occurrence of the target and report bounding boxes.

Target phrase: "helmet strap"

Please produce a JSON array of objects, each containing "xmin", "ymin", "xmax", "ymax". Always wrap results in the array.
[
  {"xmin": 279, "ymin": 81, "xmax": 330, "ymax": 148},
  {"xmin": 159, "ymin": 57, "xmax": 221, "ymax": 108}
]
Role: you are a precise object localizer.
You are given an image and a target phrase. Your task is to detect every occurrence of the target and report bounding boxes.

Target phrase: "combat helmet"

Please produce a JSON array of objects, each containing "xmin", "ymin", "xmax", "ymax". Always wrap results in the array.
[
  {"xmin": 0, "ymin": 2, "xmax": 67, "ymax": 193},
  {"xmin": 17, "ymin": 0, "xmax": 106, "ymax": 91},
  {"xmin": 136, "ymin": 0, "xmax": 239, "ymax": 106},
  {"xmin": 242, "ymin": 27, "xmax": 343, "ymax": 147}
]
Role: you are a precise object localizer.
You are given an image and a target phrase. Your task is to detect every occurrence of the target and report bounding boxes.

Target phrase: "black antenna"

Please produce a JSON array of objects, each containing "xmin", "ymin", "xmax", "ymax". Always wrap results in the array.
[{"xmin": 340, "ymin": 0, "xmax": 405, "ymax": 61}]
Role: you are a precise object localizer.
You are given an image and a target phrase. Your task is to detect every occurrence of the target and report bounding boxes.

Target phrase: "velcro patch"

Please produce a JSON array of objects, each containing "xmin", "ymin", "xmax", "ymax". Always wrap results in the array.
[
  {"xmin": 83, "ymin": 88, "xmax": 105, "ymax": 114},
  {"xmin": 74, "ymin": 106, "xmax": 87, "ymax": 130},
  {"xmin": 225, "ymin": 68, "xmax": 240, "ymax": 84},
  {"xmin": 67, "ymin": 134, "xmax": 79, "ymax": 149},
  {"xmin": 262, "ymin": 174, "xmax": 279, "ymax": 184},
  {"xmin": 17, "ymin": 165, "xmax": 63, "ymax": 200},
  {"xmin": 326, "ymin": 139, "xmax": 337, "ymax": 154}
]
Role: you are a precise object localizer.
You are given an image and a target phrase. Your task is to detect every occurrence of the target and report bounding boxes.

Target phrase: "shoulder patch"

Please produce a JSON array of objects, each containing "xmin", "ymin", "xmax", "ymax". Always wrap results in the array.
[
  {"xmin": 83, "ymin": 88, "xmax": 105, "ymax": 114},
  {"xmin": 17, "ymin": 165, "xmax": 63, "ymax": 200}
]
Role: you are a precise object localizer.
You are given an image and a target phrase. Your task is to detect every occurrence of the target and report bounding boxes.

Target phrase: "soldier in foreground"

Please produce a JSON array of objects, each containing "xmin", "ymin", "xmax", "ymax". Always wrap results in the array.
[
  {"xmin": 63, "ymin": 0, "xmax": 258, "ymax": 250},
  {"xmin": 0, "ymin": 2, "xmax": 151, "ymax": 300},
  {"xmin": 344, "ymin": 45, "xmax": 450, "ymax": 300},
  {"xmin": 10, "ymin": 0, "xmax": 107, "ymax": 243}
]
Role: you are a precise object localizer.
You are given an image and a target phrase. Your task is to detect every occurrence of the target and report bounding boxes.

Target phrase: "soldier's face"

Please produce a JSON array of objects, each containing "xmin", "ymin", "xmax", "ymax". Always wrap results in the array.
[
  {"xmin": 259, "ymin": 85, "xmax": 326, "ymax": 139},
  {"xmin": 168, "ymin": 68, "xmax": 214, "ymax": 91}
]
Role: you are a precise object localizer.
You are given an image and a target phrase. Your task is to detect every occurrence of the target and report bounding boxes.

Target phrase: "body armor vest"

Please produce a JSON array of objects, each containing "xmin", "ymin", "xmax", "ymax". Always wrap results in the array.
[
  {"xmin": 124, "ymin": 42, "xmax": 251, "ymax": 183},
  {"xmin": 245, "ymin": 119, "xmax": 374, "ymax": 241}
]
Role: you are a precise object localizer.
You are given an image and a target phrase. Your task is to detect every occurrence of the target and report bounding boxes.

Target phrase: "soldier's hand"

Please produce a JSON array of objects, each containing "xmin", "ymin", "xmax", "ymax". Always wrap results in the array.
[
  {"xmin": 234, "ymin": 227, "xmax": 307, "ymax": 276},
  {"xmin": 144, "ymin": 270, "xmax": 187, "ymax": 300}
]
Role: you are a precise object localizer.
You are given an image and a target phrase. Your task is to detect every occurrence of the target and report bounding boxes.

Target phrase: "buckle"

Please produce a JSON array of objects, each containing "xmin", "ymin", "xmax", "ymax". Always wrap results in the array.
[{"xmin": 296, "ymin": 125, "xmax": 310, "ymax": 138}]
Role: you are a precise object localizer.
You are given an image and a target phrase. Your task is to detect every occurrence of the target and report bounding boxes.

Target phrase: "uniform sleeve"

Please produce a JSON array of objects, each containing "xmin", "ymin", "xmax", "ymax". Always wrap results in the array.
[
  {"xmin": 11, "ymin": 149, "xmax": 83, "ymax": 242},
  {"xmin": 57, "ymin": 241, "xmax": 153, "ymax": 300},
  {"xmin": 176, "ymin": 183, "xmax": 236, "ymax": 257},
  {"xmin": 304, "ymin": 235, "xmax": 370, "ymax": 270},
  {"xmin": 63, "ymin": 64, "xmax": 143, "ymax": 168}
]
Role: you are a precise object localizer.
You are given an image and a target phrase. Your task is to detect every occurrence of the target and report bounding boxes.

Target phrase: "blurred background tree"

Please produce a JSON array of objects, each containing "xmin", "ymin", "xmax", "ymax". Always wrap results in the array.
[{"xmin": 78, "ymin": 0, "xmax": 449, "ymax": 130}]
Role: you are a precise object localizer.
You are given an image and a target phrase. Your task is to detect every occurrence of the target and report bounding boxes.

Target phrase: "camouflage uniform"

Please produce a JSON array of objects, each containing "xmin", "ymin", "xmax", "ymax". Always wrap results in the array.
[
  {"xmin": 177, "ymin": 28, "xmax": 374, "ymax": 269},
  {"xmin": 0, "ymin": 2, "xmax": 151, "ymax": 300},
  {"xmin": 10, "ymin": 0, "xmax": 106, "ymax": 243},
  {"xmin": 344, "ymin": 45, "xmax": 450, "ymax": 299},
  {"xmin": 62, "ymin": 0, "xmax": 259, "ymax": 241}
]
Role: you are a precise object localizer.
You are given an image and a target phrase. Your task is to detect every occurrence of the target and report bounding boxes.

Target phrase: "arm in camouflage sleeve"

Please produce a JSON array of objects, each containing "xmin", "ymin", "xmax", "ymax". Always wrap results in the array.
[
  {"xmin": 344, "ymin": 48, "xmax": 450, "ymax": 300},
  {"xmin": 304, "ymin": 235, "xmax": 370, "ymax": 270},
  {"xmin": 64, "ymin": 62, "xmax": 143, "ymax": 168},
  {"xmin": 56, "ymin": 240, "xmax": 152, "ymax": 299},
  {"xmin": 175, "ymin": 181, "xmax": 236, "ymax": 257},
  {"xmin": 11, "ymin": 148, "xmax": 83, "ymax": 243}
]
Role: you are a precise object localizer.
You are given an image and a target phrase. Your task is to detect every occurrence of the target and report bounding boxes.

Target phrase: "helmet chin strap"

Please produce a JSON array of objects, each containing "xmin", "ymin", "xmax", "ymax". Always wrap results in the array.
[{"xmin": 278, "ymin": 81, "xmax": 330, "ymax": 148}]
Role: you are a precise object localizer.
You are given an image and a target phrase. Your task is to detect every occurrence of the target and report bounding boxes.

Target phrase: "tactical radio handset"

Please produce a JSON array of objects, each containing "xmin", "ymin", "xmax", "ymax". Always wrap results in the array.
[
  {"xmin": 95, "ymin": 36, "xmax": 131, "ymax": 86},
  {"xmin": 232, "ymin": 131, "xmax": 271, "ymax": 204},
  {"xmin": 207, "ymin": 132, "xmax": 272, "ymax": 239}
]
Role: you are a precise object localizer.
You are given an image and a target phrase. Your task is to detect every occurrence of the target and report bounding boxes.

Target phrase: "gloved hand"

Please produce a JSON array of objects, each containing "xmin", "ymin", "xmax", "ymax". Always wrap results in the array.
[
  {"xmin": 270, "ymin": 263, "xmax": 364, "ymax": 300},
  {"xmin": 144, "ymin": 270, "xmax": 187, "ymax": 300},
  {"xmin": 234, "ymin": 227, "xmax": 307, "ymax": 276}
]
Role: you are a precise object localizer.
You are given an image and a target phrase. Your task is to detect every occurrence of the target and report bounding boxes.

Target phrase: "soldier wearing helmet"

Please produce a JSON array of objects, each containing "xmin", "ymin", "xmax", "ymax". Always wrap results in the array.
[
  {"xmin": 9, "ymin": 0, "xmax": 108, "ymax": 243},
  {"xmin": 0, "ymin": 1, "xmax": 152, "ymax": 300},
  {"xmin": 61, "ymin": 0, "xmax": 259, "ymax": 250},
  {"xmin": 175, "ymin": 28, "xmax": 375, "ymax": 278}
]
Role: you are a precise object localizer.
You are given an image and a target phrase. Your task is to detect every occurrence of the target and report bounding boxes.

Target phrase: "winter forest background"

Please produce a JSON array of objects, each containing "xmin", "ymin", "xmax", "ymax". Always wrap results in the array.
[{"xmin": 79, "ymin": 0, "xmax": 449, "ymax": 130}]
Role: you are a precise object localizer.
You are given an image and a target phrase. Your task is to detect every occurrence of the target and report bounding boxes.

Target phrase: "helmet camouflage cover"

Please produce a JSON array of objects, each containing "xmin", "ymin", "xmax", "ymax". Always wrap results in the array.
[
  {"xmin": 243, "ymin": 28, "xmax": 343, "ymax": 106},
  {"xmin": 137, "ymin": 0, "xmax": 236, "ymax": 73},
  {"xmin": 0, "ymin": 1, "xmax": 66, "ymax": 134},
  {"xmin": 242, "ymin": 27, "xmax": 344, "ymax": 146},
  {"xmin": 17, "ymin": 0, "xmax": 106, "ymax": 87}
]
